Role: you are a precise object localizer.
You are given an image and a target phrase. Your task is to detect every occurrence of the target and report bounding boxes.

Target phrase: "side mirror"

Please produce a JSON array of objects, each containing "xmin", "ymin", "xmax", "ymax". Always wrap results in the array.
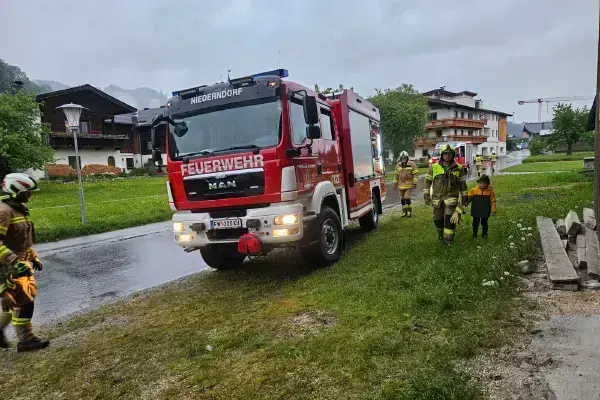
[
  {"xmin": 302, "ymin": 95, "xmax": 319, "ymax": 125},
  {"xmin": 151, "ymin": 127, "xmax": 161, "ymax": 149},
  {"xmin": 152, "ymin": 149, "xmax": 162, "ymax": 165},
  {"xmin": 151, "ymin": 112, "xmax": 164, "ymax": 127},
  {"xmin": 306, "ymin": 125, "xmax": 321, "ymax": 140}
]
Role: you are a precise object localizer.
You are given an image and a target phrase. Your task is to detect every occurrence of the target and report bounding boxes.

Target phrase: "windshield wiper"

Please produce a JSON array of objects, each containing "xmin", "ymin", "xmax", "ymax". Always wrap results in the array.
[
  {"xmin": 178, "ymin": 150, "xmax": 215, "ymax": 159},
  {"xmin": 212, "ymin": 144, "xmax": 262, "ymax": 154}
]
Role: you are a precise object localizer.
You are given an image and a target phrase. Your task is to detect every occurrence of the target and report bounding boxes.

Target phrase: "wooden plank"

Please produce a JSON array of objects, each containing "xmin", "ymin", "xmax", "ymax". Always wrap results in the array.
[
  {"xmin": 565, "ymin": 211, "xmax": 581, "ymax": 237},
  {"xmin": 562, "ymin": 239, "xmax": 569, "ymax": 250},
  {"xmin": 537, "ymin": 216, "xmax": 579, "ymax": 282},
  {"xmin": 583, "ymin": 208, "xmax": 596, "ymax": 230},
  {"xmin": 585, "ymin": 227, "xmax": 600, "ymax": 280},
  {"xmin": 556, "ymin": 219, "xmax": 567, "ymax": 236},
  {"xmin": 577, "ymin": 234, "xmax": 587, "ymax": 268}
]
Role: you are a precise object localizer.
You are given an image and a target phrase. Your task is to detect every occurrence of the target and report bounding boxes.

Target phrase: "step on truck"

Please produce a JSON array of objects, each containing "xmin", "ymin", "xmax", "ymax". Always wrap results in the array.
[{"xmin": 146, "ymin": 69, "xmax": 386, "ymax": 269}]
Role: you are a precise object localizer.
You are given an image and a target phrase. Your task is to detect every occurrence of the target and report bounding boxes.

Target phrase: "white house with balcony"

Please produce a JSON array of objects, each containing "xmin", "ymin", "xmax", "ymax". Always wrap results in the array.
[{"xmin": 413, "ymin": 88, "xmax": 512, "ymax": 160}]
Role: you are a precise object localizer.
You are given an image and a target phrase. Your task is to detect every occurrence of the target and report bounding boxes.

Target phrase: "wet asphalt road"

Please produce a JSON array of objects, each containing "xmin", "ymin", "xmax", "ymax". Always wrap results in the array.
[{"xmin": 33, "ymin": 151, "xmax": 528, "ymax": 325}]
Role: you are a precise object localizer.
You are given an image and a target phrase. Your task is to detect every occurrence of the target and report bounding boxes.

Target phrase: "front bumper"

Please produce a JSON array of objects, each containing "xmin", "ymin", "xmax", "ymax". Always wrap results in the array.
[{"xmin": 172, "ymin": 203, "xmax": 304, "ymax": 248}]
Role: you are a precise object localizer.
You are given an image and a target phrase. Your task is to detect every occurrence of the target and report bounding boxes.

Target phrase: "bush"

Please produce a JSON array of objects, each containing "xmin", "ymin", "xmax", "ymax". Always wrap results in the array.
[
  {"xmin": 523, "ymin": 151, "xmax": 595, "ymax": 163},
  {"xmin": 46, "ymin": 163, "xmax": 75, "ymax": 178},
  {"xmin": 528, "ymin": 138, "xmax": 547, "ymax": 156},
  {"xmin": 81, "ymin": 164, "xmax": 121, "ymax": 176},
  {"xmin": 128, "ymin": 167, "xmax": 151, "ymax": 176}
]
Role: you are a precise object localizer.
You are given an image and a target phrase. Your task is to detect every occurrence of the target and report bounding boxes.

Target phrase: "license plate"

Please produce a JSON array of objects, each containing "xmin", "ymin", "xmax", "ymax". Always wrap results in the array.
[{"xmin": 210, "ymin": 219, "xmax": 242, "ymax": 230}]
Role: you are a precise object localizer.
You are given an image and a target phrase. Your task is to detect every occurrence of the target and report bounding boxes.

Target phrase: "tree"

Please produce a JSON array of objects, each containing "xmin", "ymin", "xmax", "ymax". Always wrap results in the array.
[
  {"xmin": 368, "ymin": 84, "xmax": 429, "ymax": 160},
  {"xmin": 549, "ymin": 103, "xmax": 590, "ymax": 155},
  {"xmin": 313, "ymin": 84, "xmax": 345, "ymax": 95},
  {"xmin": 0, "ymin": 90, "xmax": 54, "ymax": 170},
  {"xmin": 0, "ymin": 59, "xmax": 51, "ymax": 94}
]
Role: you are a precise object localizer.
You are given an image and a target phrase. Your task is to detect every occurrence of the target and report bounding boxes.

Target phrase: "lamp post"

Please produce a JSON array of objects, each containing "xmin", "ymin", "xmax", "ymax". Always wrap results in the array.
[{"xmin": 56, "ymin": 103, "xmax": 87, "ymax": 224}]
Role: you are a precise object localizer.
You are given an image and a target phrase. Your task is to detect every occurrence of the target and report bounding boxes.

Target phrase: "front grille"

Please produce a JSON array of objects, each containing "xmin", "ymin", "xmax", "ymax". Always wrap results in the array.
[
  {"xmin": 207, "ymin": 228, "xmax": 248, "ymax": 241},
  {"xmin": 209, "ymin": 209, "xmax": 247, "ymax": 219},
  {"xmin": 183, "ymin": 170, "xmax": 265, "ymax": 201}
]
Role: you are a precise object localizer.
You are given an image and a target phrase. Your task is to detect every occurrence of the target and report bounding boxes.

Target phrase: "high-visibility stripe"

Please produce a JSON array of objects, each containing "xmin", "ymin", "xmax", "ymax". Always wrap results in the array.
[
  {"xmin": 5, "ymin": 280, "xmax": 15, "ymax": 289},
  {"xmin": 0, "ymin": 283, "xmax": 5, "ymax": 293},
  {"xmin": 0, "ymin": 246, "xmax": 11, "ymax": 258},
  {"xmin": 9, "ymin": 217, "xmax": 27, "ymax": 223},
  {"xmin": 12, "ymin": 317, "xmax": 31, "ymax": 326},
  {"xmin": 0, "ymin": 226, "xmax": 6, "ymax": 235},
  {"xmin": 443, "ymin": 228, "xmax": 454, "ymax": 235}
]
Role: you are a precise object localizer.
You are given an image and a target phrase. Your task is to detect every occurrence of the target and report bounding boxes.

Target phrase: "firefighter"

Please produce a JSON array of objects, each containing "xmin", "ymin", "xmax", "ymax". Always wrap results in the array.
[
  {"xmin": 474, "ymin": 153, "xmax": 484, "ymax": 177},
  {"xmin": 0, "ymin": 173, "xmax": 49, "ymax": 352},
  {"xmin": 423, "ymin": 144, "xmax": 468, "ymax": 245},
  {"xmin": 490, "ymin": 151, "xmax": 498, "ymax": 175},
  {"xmin": 392, "ymin": 151, "xmax": 418, "ymax": 217}
]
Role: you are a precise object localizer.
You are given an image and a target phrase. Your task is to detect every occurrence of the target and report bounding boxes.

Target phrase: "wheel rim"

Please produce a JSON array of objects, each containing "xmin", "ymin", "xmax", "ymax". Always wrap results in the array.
[{"xmin": 321, "ymin": 219, "xmax": 339, "ymax": 255}]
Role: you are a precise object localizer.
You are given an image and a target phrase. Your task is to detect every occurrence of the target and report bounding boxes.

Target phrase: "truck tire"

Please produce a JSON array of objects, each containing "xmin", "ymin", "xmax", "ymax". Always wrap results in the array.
[
  {"xmin": 302, "ymin": 206, "xmax": 343, "ymax": 267},
  {"xmin": 359, "ymin": 192, "xmax": 380, "ymax": 232},
  {"xmin": 200, "ymin": 244, "xmax": 246, "ymax": 270}
]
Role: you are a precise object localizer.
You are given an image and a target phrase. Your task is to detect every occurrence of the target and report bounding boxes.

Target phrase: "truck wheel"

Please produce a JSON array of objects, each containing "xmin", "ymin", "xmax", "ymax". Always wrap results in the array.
[
  {"xmin": 302, "ymin": 206, "xmax": 343, "ymax": 266},
  {"xmin": 359, "ymin": 193, "xmax": 380, "ymax": 231},
  {"xmin": 200, "ymin": 244, "xmax": 246, "ymax": 270}
]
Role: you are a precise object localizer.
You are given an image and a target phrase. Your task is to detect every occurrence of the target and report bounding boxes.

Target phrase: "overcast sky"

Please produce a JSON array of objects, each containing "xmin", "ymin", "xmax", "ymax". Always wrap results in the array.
[{"xmin": 1, "ymin": 0, "xmax": 597, "ymax": 122}]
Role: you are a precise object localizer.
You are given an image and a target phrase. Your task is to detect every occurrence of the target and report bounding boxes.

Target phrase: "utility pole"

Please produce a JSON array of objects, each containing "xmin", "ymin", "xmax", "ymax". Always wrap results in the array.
[{"xmin": 595, "ymin": 0, "xmax": 600, "ymax": 231}]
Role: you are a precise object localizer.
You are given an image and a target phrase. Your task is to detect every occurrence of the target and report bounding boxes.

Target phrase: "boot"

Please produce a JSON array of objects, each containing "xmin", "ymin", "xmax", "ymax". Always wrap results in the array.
[
  {"xmin": 401, "ymin": 207, "xmax": 408, "ymax": 217},
  {"xmin": 0, "ymin": 331, "xmax": 9, "ymax": 349},
  {"xmin": 15, "ymin": 323, "xmax": 49, "ymax": 352},
  {"xmin": 406, "ymin": 206, "xmax": 413, "ymax": 218}
]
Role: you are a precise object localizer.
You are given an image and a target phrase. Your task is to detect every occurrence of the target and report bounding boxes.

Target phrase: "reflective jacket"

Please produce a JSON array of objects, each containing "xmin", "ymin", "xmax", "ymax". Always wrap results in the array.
[
  {"xmin": 0, "ymin": 196, "xmax": 38, "ymax": 301},
  {"xmin": 393, "ymin": 161, "xmax": 418, "ymax": 189},
  {"xmin": 424, "ymin": 162, "xmax": 468, "ymax": 207},
  {"xmin": 467, "ymin": 186, "xmax": 496, "ymax": 218},
  {"xmin": 474, "ymin": 156, "xmax": 483, "ymax": 166},
  {"xmin": 490, "ymin": 154, "xmax": 497, "ymax": 162}
]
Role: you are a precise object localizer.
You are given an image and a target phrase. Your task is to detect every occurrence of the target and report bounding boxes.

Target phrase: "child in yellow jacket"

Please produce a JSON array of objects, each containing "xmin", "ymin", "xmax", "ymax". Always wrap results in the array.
[{"xmin": 466, "ymin": 174, "xmax": 496, "ymax": 238}]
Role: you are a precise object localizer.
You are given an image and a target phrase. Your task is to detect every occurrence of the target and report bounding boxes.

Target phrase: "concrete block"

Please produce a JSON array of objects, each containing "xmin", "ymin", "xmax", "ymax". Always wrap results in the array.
[{"xmin": 565, "ymin": 210, "xmax": 581, "ymax": 238}]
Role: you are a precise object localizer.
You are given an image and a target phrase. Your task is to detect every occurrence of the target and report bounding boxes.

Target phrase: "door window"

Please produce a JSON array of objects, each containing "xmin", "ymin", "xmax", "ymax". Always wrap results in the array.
[
  {"xmin": 289, "ymin": 98, "xmax": 309, "ymax": 145},
  {"xmin": 319, "ymin": 107, "xmax": 334, "ymax": 141}
]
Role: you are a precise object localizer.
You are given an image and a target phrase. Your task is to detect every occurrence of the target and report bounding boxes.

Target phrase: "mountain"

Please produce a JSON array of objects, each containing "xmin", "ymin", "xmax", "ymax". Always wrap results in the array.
[
  {"xmin": 33, "ymin": 80, "xmax": 168, "ymax": 110},
  {"xmin": 0, "ymin": 59, "xmax": 51, "ymax": 94}
]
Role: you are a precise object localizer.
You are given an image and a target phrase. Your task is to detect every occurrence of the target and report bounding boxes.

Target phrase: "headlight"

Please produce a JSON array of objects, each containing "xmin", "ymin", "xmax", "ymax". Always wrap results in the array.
[
  {"xmin": 273, "ymin": 228, "xmax": 300, "ymax": 237},
  {"xmin": 173, "ymin": 222, "xmax": 186, "ymax": 232},
  {"xmin": 274, "ymin": 214, "xmax": 299, "ymax": 225},
  {"xmin": 176, "ymin": 234, "xmax": 193, "ymax": 242}
]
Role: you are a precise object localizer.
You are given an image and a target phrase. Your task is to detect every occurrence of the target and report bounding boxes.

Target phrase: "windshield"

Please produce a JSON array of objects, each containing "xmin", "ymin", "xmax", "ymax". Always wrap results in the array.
[{"xmin": 168, "ymin": 98, "xmax": 281, "ymax": 159}]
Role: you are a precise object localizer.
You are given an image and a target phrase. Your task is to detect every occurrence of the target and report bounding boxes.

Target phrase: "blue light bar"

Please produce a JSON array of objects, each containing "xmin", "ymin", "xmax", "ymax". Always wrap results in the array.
[{"xmin": 252, "ymin": 69, "xmax": 289, "ymax": 78}]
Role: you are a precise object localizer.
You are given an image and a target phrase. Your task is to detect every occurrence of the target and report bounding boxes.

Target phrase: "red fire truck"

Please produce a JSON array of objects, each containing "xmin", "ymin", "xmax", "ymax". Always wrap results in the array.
[
  {"xmin": 428, "ymin": 141, "xmax": 474, "ymax": 170},
  {"xmin": 147, "ymin": 69, "xmax": 386, "ymax": 269}
]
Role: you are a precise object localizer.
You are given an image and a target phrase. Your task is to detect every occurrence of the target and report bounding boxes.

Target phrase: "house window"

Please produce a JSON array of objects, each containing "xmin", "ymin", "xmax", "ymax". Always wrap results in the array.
[
  {"xmin": 429, "ymin": 112, "xmax": 438, "ymax": 121},
  {"xmin": 461, "ymin": 129, "xmax": 464, "ymax": 135},
  {"xmin": 68, "ymin": 156, "xmax": 82, "ymax": 170},
  {"xmin": 454, "ymin": 129, "xmax": 457, "ymax": 135},
  {"xmin": 108, "ymin": 156, "xmax": 115, "ymax": 167},
  {"xmin": 468, "ymin": 130, "xmax": 473, "ymax": 136},
  {"xmin": 454, "ymin": 111, "xmax": 458, "ymax": 118},
  {"xmin": 468, "ymin": 113, "xmax": 473, "ymax": 119},
  {"xmin": 126, "ymin": 158, "xmax": 134, "ymax": 169},
  {"xmin": 435, "ymin": 130, "xmax": 442, "ymax": 138},
  {"xmin": 460, "ymin": 112, "xmax": 465, "ymax": 118},
  {"xmin": 80, "ymin": 121, "xmax": 89, "ymax": 133}
]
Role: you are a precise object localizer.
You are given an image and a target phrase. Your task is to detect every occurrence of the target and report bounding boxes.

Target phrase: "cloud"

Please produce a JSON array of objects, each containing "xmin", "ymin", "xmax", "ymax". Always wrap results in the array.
[{"xmin": 0, "ymin": 0, "xmax": 596, "ymax": 121}]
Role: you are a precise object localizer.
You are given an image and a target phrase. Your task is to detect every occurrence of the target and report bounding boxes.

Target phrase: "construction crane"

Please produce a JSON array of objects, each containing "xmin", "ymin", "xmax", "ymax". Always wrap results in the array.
[{"xmin": 518, "ymin": 96, "xmax": 594, "ymax": 122}]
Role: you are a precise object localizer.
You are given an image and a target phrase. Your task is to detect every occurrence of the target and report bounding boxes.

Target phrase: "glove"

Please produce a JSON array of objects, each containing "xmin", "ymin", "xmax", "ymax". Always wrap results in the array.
[
  {"xmin": 32, "ymin": 258, "xmax": 43, "ymax": 271},
  {"xmin": 1, "ymin": 290, "xmax": 16, "ymax": 309},
  {"xmin": 450, "ymin": 210, "xmax": 461, "ymax": 224},
  {"xmin": 10, "ymin": 261, "xmax": 31, "ymax": 278},
  {"xmin": 424, "ymin": 196, "xmax": 432, "ymax": 206}
]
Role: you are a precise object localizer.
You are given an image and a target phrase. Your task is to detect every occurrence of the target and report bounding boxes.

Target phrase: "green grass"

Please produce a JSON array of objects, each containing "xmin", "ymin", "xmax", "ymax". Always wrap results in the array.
[
  {"xmin": 502, "ymin": 160, "xmax": 585, "ymax": 173},
  {"xmin": 29, "ymin": 177, "xmax": 171, "ymax": 243},
  {"xmin": 523, "ymin": 151, "xmax": 594, "ymax": 163},
  {"xmin": 0, "ymin": 172, "xmax": 592, "ymax": 399}
]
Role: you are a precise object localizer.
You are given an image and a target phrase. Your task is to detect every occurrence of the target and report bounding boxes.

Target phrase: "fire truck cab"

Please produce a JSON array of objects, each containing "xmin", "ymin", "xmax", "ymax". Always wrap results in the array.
[{"xmin": 147, "ymin": 69, "xmax": 386, "ymax": 269}]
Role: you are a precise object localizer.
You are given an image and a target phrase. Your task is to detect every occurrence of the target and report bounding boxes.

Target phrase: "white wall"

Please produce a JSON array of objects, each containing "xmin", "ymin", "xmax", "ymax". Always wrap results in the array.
[{"xmin": 53, "ymin": 148, "xmax": 124, "ymax": 170}]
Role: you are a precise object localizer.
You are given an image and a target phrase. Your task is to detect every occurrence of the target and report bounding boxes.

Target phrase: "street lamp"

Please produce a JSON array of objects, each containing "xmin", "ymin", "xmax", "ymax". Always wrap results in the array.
[{"xmin": 56, "ymin": 103, "xmax": 87, "ymax": 224}]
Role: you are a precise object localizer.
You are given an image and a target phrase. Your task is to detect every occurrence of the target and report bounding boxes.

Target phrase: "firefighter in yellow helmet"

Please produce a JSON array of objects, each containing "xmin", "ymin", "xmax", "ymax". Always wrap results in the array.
[
  {"xmin": 474, "ymin": 152, "xmax": 484, "ymax": 177},
  {"xmin": 392, "ymin": 151, "xmax": 418, "ymax": 217},
  {"xmin": 490, "ymin": 151, "xmax": 497, "ymax": 175},
  {"xmin": 423, "ymin": 144, "xmax": 468, "ymax": 245},
  {"xmin": 0, "ymin": 173, "xmax": 49, "ymax": 352}
]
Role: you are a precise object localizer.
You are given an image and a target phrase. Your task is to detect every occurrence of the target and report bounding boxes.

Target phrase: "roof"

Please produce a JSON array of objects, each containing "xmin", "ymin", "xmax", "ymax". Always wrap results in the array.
[
  {"xmin": 422, "ymin": 88, "xmax": 478, "ymax": 98},
  {"xmin": 36, "ymin": 84, "xmax": 136, "ymax": 113},
  {"xmin": 428, "ymin": 98, "xmax": 513, "ymax": 117},
  {"xmin": 132, "ymin": 107, "xmax": 167, "ymax": 127},
  {"xmin": 523, "ymin": 121, "xmax": 553, "ymax": 135},
  {"xmin": 105, "ymin": 113, "xmax": 135, "ymax": 125}
]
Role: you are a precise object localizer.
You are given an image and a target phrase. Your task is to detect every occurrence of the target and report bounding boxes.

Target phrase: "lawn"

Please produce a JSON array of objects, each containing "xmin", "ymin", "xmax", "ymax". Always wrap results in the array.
[
  {"xmin": 29, "ymin": 177, "xmax": 171, "ymax": 243},
  {"xmin": 0, "ymin": 171, "xmax": 592, "ymax": 399},
  {"xmin": 502, "ymin": 160, "xmax": 585, "ymax": 173},
  {"xmin": 522, "ymin": 151, "xmax": 594, "ymax": 163}
]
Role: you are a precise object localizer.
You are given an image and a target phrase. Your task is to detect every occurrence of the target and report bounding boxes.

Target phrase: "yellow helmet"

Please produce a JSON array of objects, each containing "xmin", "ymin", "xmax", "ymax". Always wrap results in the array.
[{"xmin": 439, "ymin": 144, "xmax": 456, "ymax": 154}]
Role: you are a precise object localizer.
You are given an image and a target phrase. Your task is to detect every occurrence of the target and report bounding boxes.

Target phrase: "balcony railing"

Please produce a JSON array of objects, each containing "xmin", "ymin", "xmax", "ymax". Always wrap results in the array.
[
  {"xmin": 447, "ymin": 135, "xmax": 487, "ymax": 144},
  {"xmin": 414, "ymin": 138, "xmax": 437, "ymax": 147},
  {"xmin": 425, "ymin": 118, "xmax": 485, "ymax": 130}
]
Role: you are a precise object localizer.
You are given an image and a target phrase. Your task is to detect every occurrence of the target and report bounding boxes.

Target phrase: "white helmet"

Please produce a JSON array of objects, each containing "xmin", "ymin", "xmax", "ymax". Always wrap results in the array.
[
  {"xmin": 492, "ymin": 150, "xmax": 496, "ymax": 154},
  {"xmin": 399, "ymin": 151, "xmax": 409, "ymax": 158},
  {"xmin": 2, "ymin": 173, "xmax": 39, "ymax": 195}
]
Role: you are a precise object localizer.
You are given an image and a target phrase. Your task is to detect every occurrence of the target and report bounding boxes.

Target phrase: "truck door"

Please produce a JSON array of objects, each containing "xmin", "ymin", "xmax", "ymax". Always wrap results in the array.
[
  {"xmin": 289, "ymin": 95, "xmax": 321, "ymax": 194},
  {"xmin": 318, "ymin": 106, "xmax": 342, "ymax": 187}
]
